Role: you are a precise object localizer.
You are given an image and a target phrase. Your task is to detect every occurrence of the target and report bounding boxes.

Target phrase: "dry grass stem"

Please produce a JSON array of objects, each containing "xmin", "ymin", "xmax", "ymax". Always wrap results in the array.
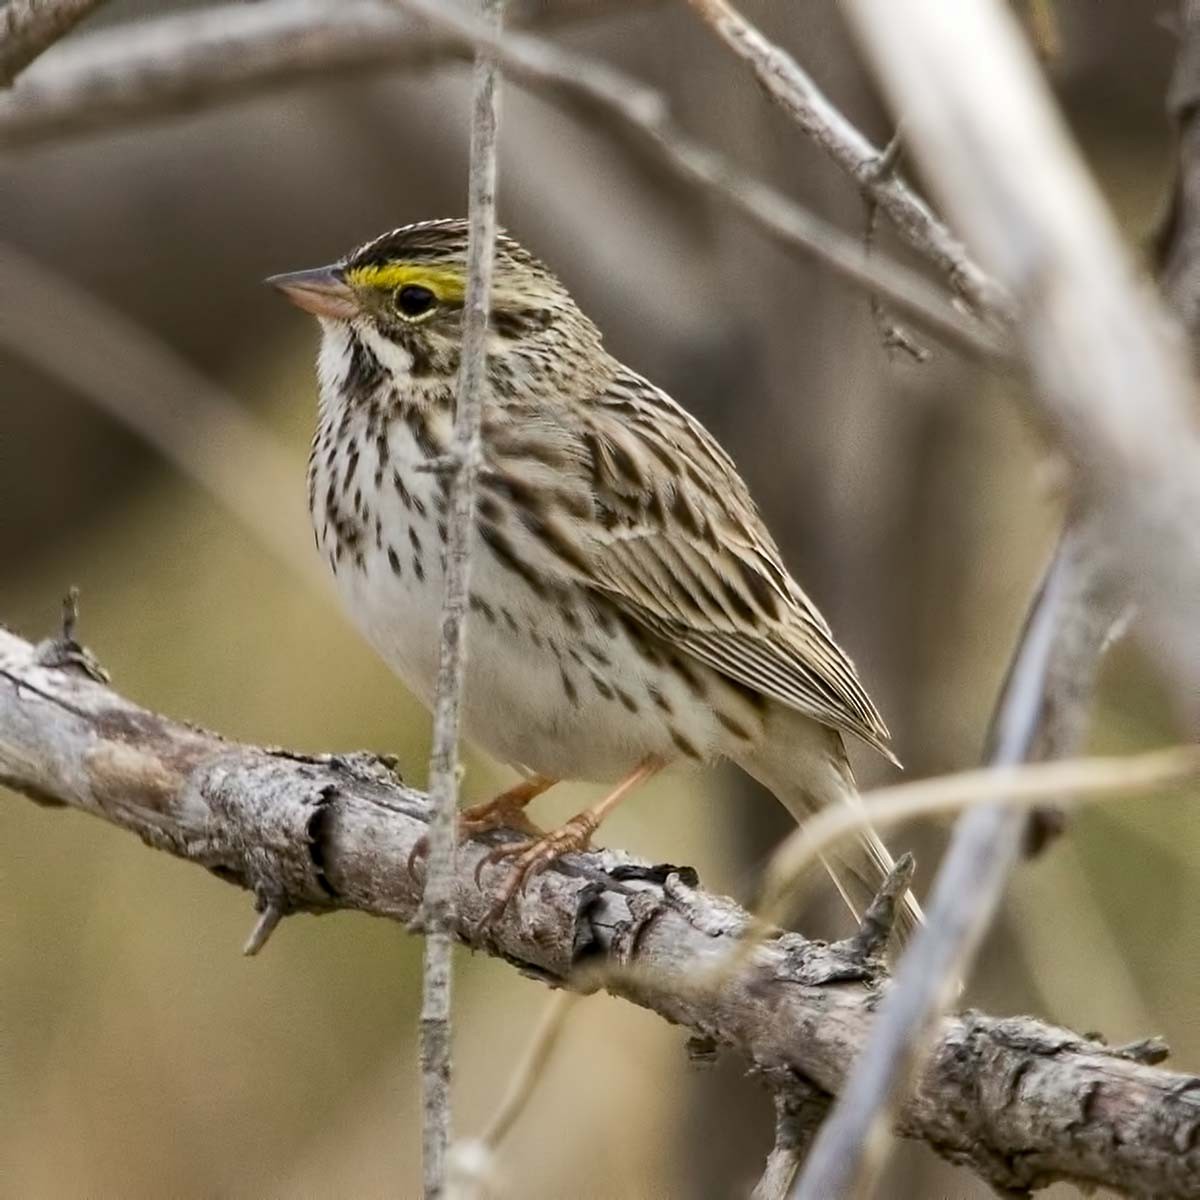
[
  {"xmin": 760, "ymin": 746, "xmax": 1200, "ymax": 927},
  {"xmin": 480, "ymin": 991, "xmax": 580, "ymax": 1149}
]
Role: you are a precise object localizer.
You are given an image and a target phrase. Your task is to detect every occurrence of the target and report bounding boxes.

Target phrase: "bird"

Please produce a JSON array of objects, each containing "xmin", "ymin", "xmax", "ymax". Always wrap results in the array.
[{"xmin": 268, "ymin": 218, "xmax": 921, "ymax": 935}]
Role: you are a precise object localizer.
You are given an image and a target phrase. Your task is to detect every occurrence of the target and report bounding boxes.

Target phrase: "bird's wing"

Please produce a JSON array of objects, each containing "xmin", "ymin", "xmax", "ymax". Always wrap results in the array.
[{"xmin": 549, "ymin": 369, "xmax": 893, "ymax": 756}]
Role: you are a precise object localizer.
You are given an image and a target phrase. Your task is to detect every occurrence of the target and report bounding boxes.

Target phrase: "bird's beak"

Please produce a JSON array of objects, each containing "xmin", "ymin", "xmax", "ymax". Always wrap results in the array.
[{"xmin": 266, "ymin": 266, "xmax": 358, "ymax": 319}]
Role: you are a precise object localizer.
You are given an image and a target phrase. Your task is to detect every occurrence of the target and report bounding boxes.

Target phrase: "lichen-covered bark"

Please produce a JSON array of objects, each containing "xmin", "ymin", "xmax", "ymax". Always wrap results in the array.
[{"xmin": 2, "ymin": 625, "xmax": 1198, "ymax": 1197}]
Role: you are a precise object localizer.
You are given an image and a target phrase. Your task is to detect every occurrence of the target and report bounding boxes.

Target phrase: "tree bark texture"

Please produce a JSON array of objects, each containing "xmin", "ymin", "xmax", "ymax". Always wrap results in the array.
[{"xmin": 1, "ymin": 626, "xmax": 1198, "ymax": 1197}]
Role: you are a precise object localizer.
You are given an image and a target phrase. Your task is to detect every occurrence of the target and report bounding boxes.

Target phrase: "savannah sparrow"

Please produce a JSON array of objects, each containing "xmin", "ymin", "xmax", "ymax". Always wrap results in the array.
[{"xmin": 269, "ymin": 218, "xmax": 919, "ymax": 932}]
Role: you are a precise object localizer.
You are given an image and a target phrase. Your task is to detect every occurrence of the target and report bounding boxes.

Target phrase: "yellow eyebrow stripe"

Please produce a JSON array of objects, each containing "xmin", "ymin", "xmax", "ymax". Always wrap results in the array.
[{"xmin": 344, "ymin": 263, "xmax": 466, "ymax": 301}]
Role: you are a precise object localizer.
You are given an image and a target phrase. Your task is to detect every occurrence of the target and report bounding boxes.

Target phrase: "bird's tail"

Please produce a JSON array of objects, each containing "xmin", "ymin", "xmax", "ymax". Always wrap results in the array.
[{"xmin": 734, "ymin": 715, "xmax": 923, "ymax": 947}]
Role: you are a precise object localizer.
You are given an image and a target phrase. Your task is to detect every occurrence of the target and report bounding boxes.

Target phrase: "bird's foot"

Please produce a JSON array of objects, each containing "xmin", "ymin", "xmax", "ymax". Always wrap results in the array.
[
  {"xmin": 459, "ymin": 794, "xmax": 547, "ymax": 841},
  {"xmin": 474, "ymin": 760, "xmax": 661, "ymax": 924},
  {"xmin": 475, "ymin": 809, "xmax": 601, "ymax": 921},
  {"xmin": 405, "ymin": 775, "xmax": 555, "ymax": 880}
]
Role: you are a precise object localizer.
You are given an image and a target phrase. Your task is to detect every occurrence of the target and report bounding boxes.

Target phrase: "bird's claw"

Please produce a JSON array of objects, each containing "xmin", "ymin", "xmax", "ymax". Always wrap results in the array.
[
  {"xmin": 474, "ymin": 813, "xmax": 599, "ymax": 926},
  {"xmin": 406, "ymin": 835, "xmax": 430, "ymax": 881},
  {"xmin": 408, "ymin": 803, "xmax": 547, "ymax": 883}
]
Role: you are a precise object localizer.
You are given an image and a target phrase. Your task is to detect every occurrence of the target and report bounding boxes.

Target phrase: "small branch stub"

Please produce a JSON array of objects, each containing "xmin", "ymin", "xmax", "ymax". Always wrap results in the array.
[
  {"xmin": 243, "ymin": 898, "xmax": 286, "ymax": 956},
  {"xmin": 843, "ymin": 851, "xmax": 917, "ymax": 963}
]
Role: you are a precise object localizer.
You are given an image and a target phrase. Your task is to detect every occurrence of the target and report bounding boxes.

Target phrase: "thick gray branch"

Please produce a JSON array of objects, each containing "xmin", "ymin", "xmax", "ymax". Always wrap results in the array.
[{"xmin": 2, "ymin": 626, "xmax": 1199, "ymax": 1197}]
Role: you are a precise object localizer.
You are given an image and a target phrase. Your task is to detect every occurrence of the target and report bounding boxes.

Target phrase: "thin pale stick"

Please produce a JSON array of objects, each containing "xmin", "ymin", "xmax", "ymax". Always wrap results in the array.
[
  {"xmin": 444, "ymin": 991, "xmax": 580, "ymax": 1199},
  {"xmin": 792, "ymin": 512, "xmax": 1075, "ymax": 1198},
  {"xmin": 480, "ymin": 990, "xmax": 580, "ymax": 1148},
  {"xmin": 419, "ymin": 1, "xmax": 503, "ymax": 1194}
]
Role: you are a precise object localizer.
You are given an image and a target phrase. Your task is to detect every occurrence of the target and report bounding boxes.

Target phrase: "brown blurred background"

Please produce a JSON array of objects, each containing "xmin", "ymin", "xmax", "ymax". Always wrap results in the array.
[{"xmin": 0, "ymin": 2, "xmax": 1191, "ymax": 1196}]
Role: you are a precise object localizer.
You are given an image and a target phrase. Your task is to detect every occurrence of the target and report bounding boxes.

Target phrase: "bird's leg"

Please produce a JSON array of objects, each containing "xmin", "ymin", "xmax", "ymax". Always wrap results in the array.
[
  {"xmin": 406, "ymin": 773, "xmax": 556, "ymax": 880},
  {"xmin": 460, "ymin": 773, "xmax": 557, "ymax": 839},
  {"xmin": 478, "ymin": 760, "xmax": 661, "ymax": 916}
]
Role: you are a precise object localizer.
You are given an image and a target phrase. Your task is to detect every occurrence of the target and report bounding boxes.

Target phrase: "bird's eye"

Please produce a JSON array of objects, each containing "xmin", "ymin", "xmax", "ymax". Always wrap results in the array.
[{"xmin": 395, "ymin": 284, "xmax": 436, "ymax": 320}]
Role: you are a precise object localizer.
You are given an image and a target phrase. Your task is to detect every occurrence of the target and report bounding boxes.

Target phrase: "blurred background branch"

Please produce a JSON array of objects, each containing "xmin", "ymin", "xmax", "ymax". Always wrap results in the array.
[
  {"xmin": 848, "ymin": 0, "xmax": 1200, "ymax": 707},
  {"xmin": 793, "ymin": 0, "xmax": 1200, "ymax": 1193},
  {"xmin": 684, "ymin": 0, "xmax": 1013, "ymax": 321},
  {"xmin": 0, "ymin": 0, "xmax": 658, "ymax": 147},
  {"xmin": 0, "ymin": 0, "xmax": 1003, "ymax": 359},
  {"xmin": 392, "ymin": 0, "xmax": 1005, "ymax": 361},
  {"xmin": 1158, "ymin": 0, "xmax": 1200, "ymax": 351},
  {"xmin": 0, "ymin": 0, "xmax": 107, "ymax": 86},
  {"xmin": 3, "ymin": 625, "xmax": 1199, "ymax": 1198},
  {"xmin": 0, "ymin": 240, "xmax": 323, "ymax": 591}
]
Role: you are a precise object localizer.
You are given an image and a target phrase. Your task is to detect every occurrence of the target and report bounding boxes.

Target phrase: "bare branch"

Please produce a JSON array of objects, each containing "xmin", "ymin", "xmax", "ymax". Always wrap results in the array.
[
  {"xmin": 0, "ymin": 0, "xmax": 1001, "ymax": 359},
  {"xmin": 684, "ymin": 0, "xmax": 1013, "ymax": 321},
  {"xmin": 750, "ymin": 1088, "xmax": 829, "ymax": 1200},
  {"xmin": 387, "ymin": 0, "xmax": 1006, "ymax": 363},
  {"xmin": 0, "ymin": 0, "xmax": 650, "ymax": 148},
  {"xmin": 0, "ymin": 241, "xmax": 322, "ymax": 593},
  {"xmin": 478, "ymin": 991, "xmax": 579, "ymax": 1149},
  {"xmin": 4, "ymin": 627, "xmax": 1200, "ymax": 1196},
  {"xmin": 0, "ymin": 0, "xmax": 106, "ymax": 87},
  {"xmin": 420, "ymin": 3, "xmax": 504, "ymax": 1192}
]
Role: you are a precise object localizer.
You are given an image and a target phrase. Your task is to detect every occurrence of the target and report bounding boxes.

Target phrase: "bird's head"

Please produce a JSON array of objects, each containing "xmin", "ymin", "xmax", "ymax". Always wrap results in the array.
[{"xmin": 268, "ymin": 218, "xmax": 602, "ymax": 402}]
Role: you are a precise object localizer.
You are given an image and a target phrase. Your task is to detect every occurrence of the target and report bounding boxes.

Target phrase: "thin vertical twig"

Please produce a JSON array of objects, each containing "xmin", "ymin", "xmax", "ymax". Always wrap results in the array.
[{"xmin": 419, "ymin": 2, "xmax": 503, "ymax": 1196}]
